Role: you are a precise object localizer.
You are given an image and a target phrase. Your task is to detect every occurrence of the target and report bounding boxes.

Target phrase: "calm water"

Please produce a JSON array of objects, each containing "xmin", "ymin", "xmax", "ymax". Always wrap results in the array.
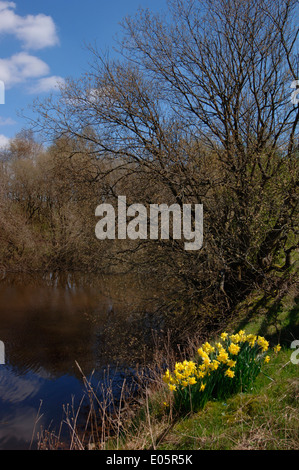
[{"xmin": 0, "ymin": 272, "xmax": 164, "ymax": 450}]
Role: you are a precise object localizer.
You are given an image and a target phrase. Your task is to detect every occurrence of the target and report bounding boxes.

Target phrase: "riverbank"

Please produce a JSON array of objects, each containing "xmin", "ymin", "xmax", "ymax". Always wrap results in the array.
[
  {"xmin": 113, "ymin": 347, "xmax": 298, "ymax": 451},
  {"xmin": 37, "ymin": 286, "xmax": 298, "ymax": 450},
  {"xmin": 108, "ymin": 290, "xmax": 299, "ymax": 451}
]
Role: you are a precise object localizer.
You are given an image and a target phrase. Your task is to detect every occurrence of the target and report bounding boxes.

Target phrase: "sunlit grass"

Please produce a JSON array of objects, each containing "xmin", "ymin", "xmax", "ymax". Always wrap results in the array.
[{"xmin": 157, "ymin": 348, "xmax": 298, "ymax": 450}]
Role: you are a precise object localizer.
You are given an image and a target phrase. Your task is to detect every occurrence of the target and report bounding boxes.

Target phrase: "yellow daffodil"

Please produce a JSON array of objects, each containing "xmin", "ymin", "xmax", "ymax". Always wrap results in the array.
[
  {"xmin": 188, "ymin": 377, "xmax": 197, "ymax": 385},
  {"xmin": 238, "ymin": 330, "xmax": 246, "ymax": 342},
  {"xmin": 246, "ymin": 334, "xmax": 257, "ymax": 347},
  {"xmin": 164, "ymin": 330, "xmax": 274, "ymax": 409},
  {"xmin": 163, "ymin": 369, "xmax": 171, "ymax": 383},
  {"xmin": 230, "ymin": 333, "xmax": 241, "ymax": 343},
  {"xmin": 257, "ymin": 336, "xmax": 269, "ymax": 352},
  {"xmin": 210, "ymin": 359, "xmax": 220, "ymax": 371},
  {"xmin": 174, "ymin": 371, "xmax": 183, "ymax": 380},
  {"xmin": 198, "ymin": 347, "xmax": 211, "ymax": 365},
  {"xmin": 225, "ymin": 368, "xmax": 235, "ymax": 378},
  {"xmin": 202, "ymin": 341, "xmax": 215, "ymax": 354},
  {"xmin": 228, "ymin": 343, "xmax": 240, "ymax": 355},
  {"xmin": 175, "ymin": 362, "xmax": 184, "ymax": 372},
  {"xmin": 196, "ymin": 370, "xmax": 206, "ymax": 379},
  {"xmin": 217, "ymin": 348, "xmax": 229, "ymax": 363},
  {"xmin": 227, "ymin": 359, "xmax": 236, "ymax": 368}
]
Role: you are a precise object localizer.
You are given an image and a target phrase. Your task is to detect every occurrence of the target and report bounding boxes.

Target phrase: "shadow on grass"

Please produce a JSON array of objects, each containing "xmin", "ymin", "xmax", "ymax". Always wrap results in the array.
[{"xmin": 234, "ymin": 292, "xmax": 299, "ymax": 347}]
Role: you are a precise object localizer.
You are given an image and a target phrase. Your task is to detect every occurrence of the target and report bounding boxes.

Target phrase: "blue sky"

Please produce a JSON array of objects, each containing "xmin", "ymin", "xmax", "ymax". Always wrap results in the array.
[{"xmin": 0, "ymin": 0, "xmax": 167, "ymax": 147}]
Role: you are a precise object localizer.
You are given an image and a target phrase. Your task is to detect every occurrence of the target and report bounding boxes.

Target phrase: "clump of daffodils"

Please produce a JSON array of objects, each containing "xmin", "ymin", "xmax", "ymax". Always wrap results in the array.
[{"xmin": 162, "ymin": 330, "xmax": 281, "ymax": 414}]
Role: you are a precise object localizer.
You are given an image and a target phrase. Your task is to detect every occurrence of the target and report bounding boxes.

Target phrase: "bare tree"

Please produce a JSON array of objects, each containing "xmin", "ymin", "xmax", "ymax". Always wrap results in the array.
[{"xmin": 27, "ymin": 0, "xmax": 298, "ymax": 315}]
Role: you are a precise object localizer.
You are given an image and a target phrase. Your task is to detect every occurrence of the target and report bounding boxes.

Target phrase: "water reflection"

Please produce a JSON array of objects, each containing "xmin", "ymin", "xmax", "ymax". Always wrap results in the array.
[{"xmin": 0, "ymin": 272, "xmax": 164, "ymax": 449}]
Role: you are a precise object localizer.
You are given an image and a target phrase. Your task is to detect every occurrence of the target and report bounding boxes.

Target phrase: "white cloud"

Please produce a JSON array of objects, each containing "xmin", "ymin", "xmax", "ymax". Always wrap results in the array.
[
  {"xmin": 0, "ymin": 116, "xmax": 16, "ymax": 125},
  {"xmin": 0, "ymin": 1, "xmax": 59, "ymax": 50},
  {"xmin": 28, "ymin": 75, "xmax": 65, "ymax": 94},
  {"xmin": 0, "ymin": 134, "xmax": 10, "ymax": 148},
  {"xmin": 0, "ymin": 52, "xmax": 50, "ymax": 88},
  {"xmin": 0, "ymin": 1, "xmax": 16, "ymax": 11},
  {"xmin": 0, "ymin": 1, "xmax": 16, "ymax": 17},
  {"xmin": 16, "ymin": 13, "xmax": 59, "ymax": 50},
  {"xmin": 0, "ymin": 2, "xmax": 63, "ymax": 95}
]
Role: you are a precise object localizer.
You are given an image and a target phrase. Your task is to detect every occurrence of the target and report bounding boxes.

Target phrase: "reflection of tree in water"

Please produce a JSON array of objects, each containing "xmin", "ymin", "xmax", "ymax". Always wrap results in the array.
[
  {"xmin": 0, "ymin": 272, "xmax": 169, "ymax": 449},
  {"xmin": 0, "ymin": 272, "xmax": 164, "ymax": 379},
  {"xmin": 94, "ymin": 301, "xmax": 165, "ymax": 367},
  {"xmin": 0, "ymin": 292, "xmax": 95, "ymax": 379}
]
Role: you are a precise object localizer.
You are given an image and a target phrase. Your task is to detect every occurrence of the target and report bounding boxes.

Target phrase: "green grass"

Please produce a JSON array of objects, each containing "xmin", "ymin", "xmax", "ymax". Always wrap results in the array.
[
  {"xmin": 156, "ymin": 348, "xmax": 298, "ymax": 450},
  {"xmin": 228, "ymin": 259, "xmax": 299, "ymax": 345},
  {"xmin": 107, "ymin": 346, "xmax": 298, "ymax": 451},
  {"xmin": 108, "ymin": 288, "xmax": 299, "ymax": 451}
]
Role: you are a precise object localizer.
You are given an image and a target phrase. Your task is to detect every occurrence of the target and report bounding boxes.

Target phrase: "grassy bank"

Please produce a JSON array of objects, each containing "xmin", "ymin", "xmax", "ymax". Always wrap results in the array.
[
  {"xmin": 104, "ymin": 290, "xmax": 299, "ymax": 451},
  {"xmin": 108, "ymin": 346, "xmax": 298, "ymax": 451},
  {"xmin": 155, "ymin": 348, "xmax": 298, "ymax": 450},
  {"xmin": 38, "ymin": 288, "xmax": 298, "ymax": 451}
]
